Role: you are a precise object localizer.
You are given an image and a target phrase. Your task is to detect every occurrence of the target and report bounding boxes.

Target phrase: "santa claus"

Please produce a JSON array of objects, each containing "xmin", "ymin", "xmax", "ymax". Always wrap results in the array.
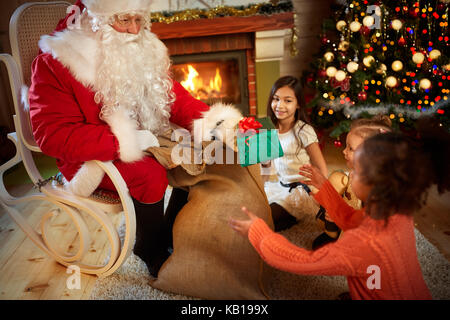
[{"xmin": 28, "ymin": 0, "xmax": 242, "ymax": 277}]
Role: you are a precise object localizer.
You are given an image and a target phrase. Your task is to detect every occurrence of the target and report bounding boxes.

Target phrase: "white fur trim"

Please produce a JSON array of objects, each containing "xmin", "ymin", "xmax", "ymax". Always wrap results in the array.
[
  {"xmin": 193, "ymin": 103, "xmax": 243, "ymax": 151},
  {"xmin": 38, "ymin": 20, "xmax": 98, "ymax": 88},
  {"xmin": 66, "ymin": 160, "xmax": 105, "ymax": 197},
  {"xmin": 82, "ymin": 0, "xmax": 153, "ymax": 16},
  {"xmin": 104, "ymin": 107, "xmax": 144, "ymax": 163}
]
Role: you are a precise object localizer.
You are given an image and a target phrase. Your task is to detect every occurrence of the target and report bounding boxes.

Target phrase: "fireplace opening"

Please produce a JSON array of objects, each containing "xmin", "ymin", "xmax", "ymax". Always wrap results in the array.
[{"xmin": 171, "ymin": 50, "xmax": 249, "ymax": 114}]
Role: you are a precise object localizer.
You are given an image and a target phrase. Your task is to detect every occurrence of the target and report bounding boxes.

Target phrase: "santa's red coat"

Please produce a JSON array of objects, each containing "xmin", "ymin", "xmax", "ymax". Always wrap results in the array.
[{"xmin": 29, "ymin": 53, "xmax": 209, "ymax": 203}]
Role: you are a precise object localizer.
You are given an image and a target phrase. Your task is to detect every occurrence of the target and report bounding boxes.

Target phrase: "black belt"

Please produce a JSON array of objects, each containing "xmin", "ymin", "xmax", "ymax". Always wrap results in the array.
[{"xmin": 280, "ymin": 181, "xmax": 312, "ymax": 194}]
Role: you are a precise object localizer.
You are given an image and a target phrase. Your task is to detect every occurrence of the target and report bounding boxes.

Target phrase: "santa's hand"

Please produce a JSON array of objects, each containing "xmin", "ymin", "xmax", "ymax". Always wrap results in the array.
[{"xmin": 137, "ymin": 130, "xmax": 160, "ymax": 150}]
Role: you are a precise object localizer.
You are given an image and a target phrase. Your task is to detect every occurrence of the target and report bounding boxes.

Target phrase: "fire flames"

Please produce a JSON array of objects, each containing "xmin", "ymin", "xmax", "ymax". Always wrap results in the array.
[{"xmin": 179, "ymin": 64, "xmax": 224, "ymax": 101}]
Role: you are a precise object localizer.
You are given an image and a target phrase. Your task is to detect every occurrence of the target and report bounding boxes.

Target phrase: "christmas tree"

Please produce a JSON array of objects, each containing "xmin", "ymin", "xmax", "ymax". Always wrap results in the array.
[{"xmin": 303, "ymin": 0, "xmax": 449, "ymax": 142}]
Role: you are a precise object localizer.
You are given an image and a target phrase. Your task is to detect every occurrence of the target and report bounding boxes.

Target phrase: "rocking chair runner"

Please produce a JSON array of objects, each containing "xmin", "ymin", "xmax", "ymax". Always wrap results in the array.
[{"xmin": 0, "ymin": 2, "xmax": 136, "ymax": 277}]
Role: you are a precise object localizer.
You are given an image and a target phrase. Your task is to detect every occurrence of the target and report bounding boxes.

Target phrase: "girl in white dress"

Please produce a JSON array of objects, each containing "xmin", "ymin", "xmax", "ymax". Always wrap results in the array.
[{"xmin": 263, "ymin": 76, "xmax": 328, "ymax": 231}]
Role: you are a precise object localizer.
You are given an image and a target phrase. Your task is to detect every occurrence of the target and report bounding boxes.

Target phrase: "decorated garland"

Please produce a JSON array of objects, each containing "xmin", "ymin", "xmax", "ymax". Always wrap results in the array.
[{"xmin": 150, "ymin": 0, "xmax": 298, "ymax": 56}]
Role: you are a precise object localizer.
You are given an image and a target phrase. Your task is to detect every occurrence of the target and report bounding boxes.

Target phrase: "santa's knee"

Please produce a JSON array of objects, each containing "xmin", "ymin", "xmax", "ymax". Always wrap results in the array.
[{"xmin": 127, "ymin": 159, "xmax": 168, "ymax": 204}]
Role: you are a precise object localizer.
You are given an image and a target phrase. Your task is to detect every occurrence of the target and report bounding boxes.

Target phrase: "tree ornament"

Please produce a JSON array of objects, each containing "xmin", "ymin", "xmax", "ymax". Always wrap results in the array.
[
  {"xmin": 334, "ymin": 139, "xmax": 343, "ymax": 148},
  {"xmin": 360, "ymin": 26, "xmax": 371, "ymax": 37},
  {"xmin": 358, "ymin": 91, "xmax": 368, "ymax": 101},
  {"xmin": 335, "ymin": 70, "xmax": 347, "ymax": 82},
  {"xmin": 377, "ymin": 63, "xmax": 387, "ymax": 74},
  {"xmin": 349, "ymin": 21, "xmax": 362, "ymax": 32},
  {"xmin": 326, "ymin": 66, "xmax": 337, "ymax": 77},
  {"xmin": 429, "ymin": 49, "xmax": 441, "ymax": 60},
  {"xmin": 338, "ymin": 40, "xmax": 350, "ymax": 51},
  {"xmin": 363, "ymin": 15, "xmax": 375, "ymax": 27},
  {"xmin": 336, "ymin": 20, "xmax": 347, "ymax": 31},
  {"xmin": 318, "ymin": 69, "xmax": 327, "ymax": 78},
  {"xmin": 391, "ymin": 60, "xmax": 403, "ymax": 71},
  {"xmin": 398, "ymin": 36, "xmax": 406, "ymax": 46},
  {"xmin": 391, "ymin": 19, "xmax": 403, "ymax": 31},
  {"xmin": 412, "ymin": 52, "xmax": 425, "ymax": 64},
  {"xmin": 363, "ymin": 55, "xmax": 375, "ymax": 67},
  {"xmin": 409, "ymin": 7, "xmax": 419, "ymax": 18},
  {"xmin": 419, "ymin": 78, "xmax": 431, "ymax": 90},
  {"xmin": 386, "ymin": 76, "xmax": 398, "ymax": 87},
  {"xmin": 347, "ymin": 61, "xmax": 359, "ymax": 73},
  {"xmin": 324, "ymin": 52, "xmax": 335, "ymax": 62}
]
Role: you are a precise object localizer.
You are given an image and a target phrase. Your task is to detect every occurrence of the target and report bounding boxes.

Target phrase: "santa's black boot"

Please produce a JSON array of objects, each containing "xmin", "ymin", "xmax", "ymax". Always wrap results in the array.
[
  {"xmin": 132, "ymin": 196, "xmax": 171, "ymax": 278},
  {"xmin": 164, "ymin": 188, "xmax": 189, "ymax": 251}
]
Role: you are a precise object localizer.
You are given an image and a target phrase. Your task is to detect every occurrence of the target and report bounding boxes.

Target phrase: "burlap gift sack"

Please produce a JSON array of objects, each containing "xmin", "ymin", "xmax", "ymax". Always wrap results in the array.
[{"xmin": 146, "ymin": 132, "xmax": 273, "ymax": 300}]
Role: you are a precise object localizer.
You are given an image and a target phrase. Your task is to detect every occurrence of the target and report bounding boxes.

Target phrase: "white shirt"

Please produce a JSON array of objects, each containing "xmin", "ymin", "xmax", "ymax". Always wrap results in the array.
[{"xmin": 273, "ymin": 120, "xmax": 318, "ymax": 184}]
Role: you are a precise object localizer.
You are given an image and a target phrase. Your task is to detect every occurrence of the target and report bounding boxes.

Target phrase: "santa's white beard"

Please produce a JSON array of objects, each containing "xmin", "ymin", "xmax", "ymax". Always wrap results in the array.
[{"xmin": 95, "ymin": 25, "xmax": 174, "ymax": 134}]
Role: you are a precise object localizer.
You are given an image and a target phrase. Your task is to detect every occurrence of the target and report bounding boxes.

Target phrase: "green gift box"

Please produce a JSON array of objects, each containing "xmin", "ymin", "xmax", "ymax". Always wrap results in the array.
[{"xmin": 237, "ymin": 117, "xmax": 284, "ymax": 167}]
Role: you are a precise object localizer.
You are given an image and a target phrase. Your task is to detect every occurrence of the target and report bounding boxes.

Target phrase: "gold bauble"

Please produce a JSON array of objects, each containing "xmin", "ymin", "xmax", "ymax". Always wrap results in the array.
[
  {"xmin": 326, "ymin": 66, "xmax": 337, "ymax": 77},
  {"xmin": 349, "ymin": 21, "xmax": 362, "ymax": 32},
  {"xmin": 363, "ymin": 55, "xmax": 375, "ymax": 67},
  {"xmin": 386, "ymin": 76, "xmax": 398, "ymax": 88},
  {"xmin": 363, "ymin": 15, "xmax": 375, "ymax": 27},
  {"xmin": 347, "ymin": 61, "xmax": 359, "ymax": 73},
  {"xmin": 412, "ymin": 52, "xmax": 425, "ymax": 64},
  {"xmin": 391, "ymin": 19, "xmax": 403, "ymax": 31},
  {"xmin": 419, "ymin": 78, "xmax": 431, "ymax": 90},
  {"xmin": 429, "ymin": 49, "xmax": 441, "ymax": 60},
  {"xmin": 336, "ymin": 20, "xmax": 347, "ymax": 31},
  {"xmin": 324, "ymin": 52, "xmax": 335, "ymax": 62},
  {"xmin": 338, "ymin": 40, "xmax": 350, "ymax": 51},
  {"xmin": 391, "ymin": 60, "xmax": 403, "ymax": 72},
  {"xmin": 335, "ymin": 70, "xmax": 347, "ymax": 82},
  {"xmin": 377, "ymin": 63, "xmax": 387, "ymax": 74}
]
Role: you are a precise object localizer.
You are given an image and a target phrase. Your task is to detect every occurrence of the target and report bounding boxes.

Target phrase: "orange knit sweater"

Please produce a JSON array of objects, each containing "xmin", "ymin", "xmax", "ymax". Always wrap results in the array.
[{"xmin": 249, "ymin": 180, "xmax": 432, "ymax": 300}]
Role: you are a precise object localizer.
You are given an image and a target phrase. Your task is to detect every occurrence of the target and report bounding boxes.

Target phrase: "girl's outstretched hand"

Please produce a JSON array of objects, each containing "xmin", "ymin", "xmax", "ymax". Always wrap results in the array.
[
  {"xmin": 298, "ymin": 164, "xmax": 328, "ymax": 190},
  {"xmin": 229, "ymin": 207, "xmax": 259, "ymax": 238}
]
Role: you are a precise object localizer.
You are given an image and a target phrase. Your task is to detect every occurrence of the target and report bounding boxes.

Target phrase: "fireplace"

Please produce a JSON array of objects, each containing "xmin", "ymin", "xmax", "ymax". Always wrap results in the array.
[
  {"xmin": 151, "ymin": 10, "xmax": 294, "ymax": 117},
  {"xmin": 171, "ymin": 50, "xmax": 248, "ymax": 114}
]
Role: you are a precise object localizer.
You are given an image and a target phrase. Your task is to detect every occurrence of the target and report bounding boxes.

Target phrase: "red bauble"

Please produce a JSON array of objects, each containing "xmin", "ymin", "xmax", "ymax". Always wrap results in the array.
[
  {"xmin": 360, "ymin": 26, "xmax": 371, "ymax": 37},
  {"xmin": 409, "ymin": 8, "xmax": 419, "ymax": 18},
  {"xmin": 334, "ymin": 140, "xmax": 342, "ymax": 148},
  {"xmin": 358, "ymin": 91, "xmax": 368, "ymax": 101},
  {"xmin": 321, "ymin": 36, "xmax": 329, "ymax": 45},
  {"xmin": 318, "ymin": 69, "xmax": 327, "ymax": 78},
  {"xmin": 398, "ymin": 36, "xmax": 406, "ymax": 46}
]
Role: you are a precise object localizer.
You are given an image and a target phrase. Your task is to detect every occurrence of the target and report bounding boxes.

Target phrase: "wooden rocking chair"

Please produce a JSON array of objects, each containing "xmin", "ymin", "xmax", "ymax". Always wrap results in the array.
[{"xmin": 0, "ymin": 2, "xmax": 136, "ymax": 278}]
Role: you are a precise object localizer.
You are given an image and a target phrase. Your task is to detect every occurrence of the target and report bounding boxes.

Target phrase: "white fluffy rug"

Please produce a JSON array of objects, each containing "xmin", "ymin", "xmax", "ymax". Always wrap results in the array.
[{"xmin": 90, "ymin": 210, "xmax": 450, "ymax": 300}]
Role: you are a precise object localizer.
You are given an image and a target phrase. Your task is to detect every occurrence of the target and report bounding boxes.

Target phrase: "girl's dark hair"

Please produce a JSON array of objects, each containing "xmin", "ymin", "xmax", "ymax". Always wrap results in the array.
[
  {"xmin": 358, "ymin": 117, "xmax": 450, "ymax": 221},
  {"xmin": 266, "ymin": 76, "xmax": 310, "ymax": 152}
]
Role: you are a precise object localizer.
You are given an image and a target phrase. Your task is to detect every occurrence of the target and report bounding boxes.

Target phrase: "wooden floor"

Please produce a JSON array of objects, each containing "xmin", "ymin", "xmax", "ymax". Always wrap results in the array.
[{"xmin": 0, "ymin": 140, "xmax": 449, "ymax": 300}]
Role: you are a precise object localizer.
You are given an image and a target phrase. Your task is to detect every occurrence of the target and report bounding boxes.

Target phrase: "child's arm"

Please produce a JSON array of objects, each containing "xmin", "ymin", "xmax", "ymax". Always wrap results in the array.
[
  {"xmin": 230, "ymin": 209, "xmax": 358, "ymax": 277},
  {"xmin": 299, "ymin": 164, "xmax": 364, "ymax": 230},
  {"xmin": 305, "ymin": 142, "xmax": 328, "ymax": 177}
]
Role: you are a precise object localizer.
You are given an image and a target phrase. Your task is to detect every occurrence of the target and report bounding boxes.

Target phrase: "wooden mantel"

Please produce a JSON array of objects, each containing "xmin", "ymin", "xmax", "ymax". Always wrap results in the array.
[{"xmin": 151, "ymin": 12, "xmax": 294, "ymax": 40}]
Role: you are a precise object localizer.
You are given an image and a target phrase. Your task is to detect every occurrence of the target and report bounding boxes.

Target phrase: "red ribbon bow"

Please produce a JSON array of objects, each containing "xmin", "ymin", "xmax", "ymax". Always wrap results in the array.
[
  {"xmin": 238, "ymin": 117, "xmax": 263, "ymax": 146},
  {"xmin": 238, "ymin": 117, "xmax": 263, "ymax": 134}
]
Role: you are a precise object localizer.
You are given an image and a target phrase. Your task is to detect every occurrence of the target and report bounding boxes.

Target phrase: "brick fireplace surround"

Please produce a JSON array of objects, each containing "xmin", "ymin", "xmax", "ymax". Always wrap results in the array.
[{"xmin": 151, "ymin": 12, "xmax": 294, "ymax": 116}]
